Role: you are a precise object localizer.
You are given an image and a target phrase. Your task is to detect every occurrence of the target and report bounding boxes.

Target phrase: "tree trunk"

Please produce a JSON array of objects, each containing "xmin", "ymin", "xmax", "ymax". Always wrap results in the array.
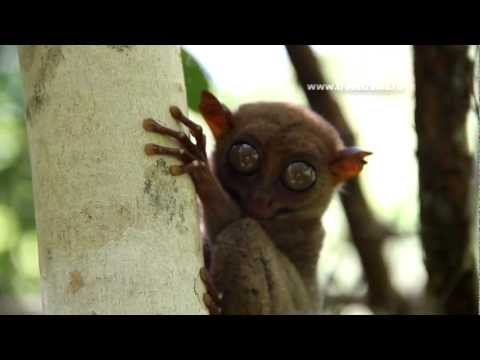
[
  {"xmin": 414, "ymin": 45, "xmax": 478, "ymax": 314},
  {"xmin": 18, "ymin": 45, "xmax": 206, "ymax": 314}
]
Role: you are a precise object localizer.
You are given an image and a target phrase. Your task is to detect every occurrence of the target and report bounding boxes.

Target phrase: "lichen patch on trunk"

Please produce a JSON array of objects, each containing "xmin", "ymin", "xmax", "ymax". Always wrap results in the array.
[
  {"xmin": 67, "ymin": 271, "xmax": 85, "ymax": 294},
  {"xmin": 25, "ymin": 46, "xmax": 65, "ymax": 124}
]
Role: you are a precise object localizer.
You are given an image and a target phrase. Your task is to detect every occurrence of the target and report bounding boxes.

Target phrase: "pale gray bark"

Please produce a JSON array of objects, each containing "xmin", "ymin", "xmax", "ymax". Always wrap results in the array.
[{"xmin": 18, "ymin": 45, "xmax": 206, "ymax": 314}]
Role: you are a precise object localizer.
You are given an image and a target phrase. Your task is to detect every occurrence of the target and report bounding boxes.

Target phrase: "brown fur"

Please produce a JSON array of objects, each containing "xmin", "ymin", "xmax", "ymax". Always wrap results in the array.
[
  {"xmin": 145, "ymin": 92, "xmax": 369, "ymax": 314},
  {"xmin": 203, "ymin": 102, "xmax": 346, "ymax": 314}
]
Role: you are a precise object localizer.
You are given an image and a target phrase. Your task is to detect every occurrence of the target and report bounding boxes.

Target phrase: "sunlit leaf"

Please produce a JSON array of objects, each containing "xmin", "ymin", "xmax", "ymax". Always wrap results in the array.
[
  {"xmin": 181, "ymin": 48, "xmax": 211, "ymax": 111},
  {"xmin": 12, "ymin": 230, "xmax": 39, "ymax": 279}
]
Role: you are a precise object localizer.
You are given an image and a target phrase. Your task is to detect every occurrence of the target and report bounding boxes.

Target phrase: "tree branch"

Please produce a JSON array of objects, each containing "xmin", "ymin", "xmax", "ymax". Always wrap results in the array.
[{"xmin": 285, "ymin": 45, "xmax": 407, "ymax": 313}]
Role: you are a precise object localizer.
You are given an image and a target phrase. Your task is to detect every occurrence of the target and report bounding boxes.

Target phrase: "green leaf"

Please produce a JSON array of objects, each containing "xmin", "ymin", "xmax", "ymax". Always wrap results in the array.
[{"xmin": 181, "ymin": 48, "xmax": 211, "ymax": 111}]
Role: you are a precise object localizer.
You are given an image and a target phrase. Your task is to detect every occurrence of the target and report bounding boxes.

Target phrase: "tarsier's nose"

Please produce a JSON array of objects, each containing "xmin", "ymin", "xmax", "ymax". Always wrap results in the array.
[{"xmin": 246, "ymin": 193, "xmax": 275, "ymax": 220}]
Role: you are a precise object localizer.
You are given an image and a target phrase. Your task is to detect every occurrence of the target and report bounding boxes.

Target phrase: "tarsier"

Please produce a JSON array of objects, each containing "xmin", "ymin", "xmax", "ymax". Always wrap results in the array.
[{"xmin": 143, "ymin": 91, "xmax": 371, "ymax": 315}]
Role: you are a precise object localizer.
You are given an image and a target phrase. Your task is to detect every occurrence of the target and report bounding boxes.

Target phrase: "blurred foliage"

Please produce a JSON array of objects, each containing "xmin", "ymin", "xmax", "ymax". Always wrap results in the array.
[
  {"xmin": 181, "ymin": 48, "xmax": 211, "ymax": 110},
  {"xmin": 0, "ymin": 66, "xmax": 38, "ymax": 297},
  {"xmin": 0, "ymin": 46, "xmax": 211, "ymax": 301}
]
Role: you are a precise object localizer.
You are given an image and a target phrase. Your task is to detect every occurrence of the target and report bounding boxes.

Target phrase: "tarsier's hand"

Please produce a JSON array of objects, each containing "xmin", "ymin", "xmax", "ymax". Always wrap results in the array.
[
  {"xmin": 143, "ymin": 106, "xmax": 208, "ymax": 177},
  {"xmin": 143, "ymin": 106, "xmax": 225, "ymax": 315}
]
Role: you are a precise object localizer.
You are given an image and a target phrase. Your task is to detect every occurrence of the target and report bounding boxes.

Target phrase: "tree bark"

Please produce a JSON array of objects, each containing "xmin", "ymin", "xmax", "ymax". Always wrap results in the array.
[
  {"xmin": 413, "ymin": 45, "xmax": 478, "ymax": 314},
  {"xmin": 18, "ymin": 45, "xmax": 207, "ymax": 314},
  {"xmin": 285, "ymin": 45, "xmax": 407, "ymax": 313}
]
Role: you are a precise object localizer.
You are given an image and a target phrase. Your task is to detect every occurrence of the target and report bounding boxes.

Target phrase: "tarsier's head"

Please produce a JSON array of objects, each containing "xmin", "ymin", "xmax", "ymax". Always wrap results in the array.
[{"xmin": 199, "ymin": 91, "xmax": 371, "ymax": 221}]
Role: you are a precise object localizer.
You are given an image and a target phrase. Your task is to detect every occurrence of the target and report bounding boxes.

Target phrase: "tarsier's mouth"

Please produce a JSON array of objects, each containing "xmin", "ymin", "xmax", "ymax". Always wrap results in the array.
[
  {"xmin": 275, "ymin": 208, "xmax": 294, "ymax": 217},
  {"xmin": 226, "ymin": 187, "xmax": 294, "ymax": 220},
  {"xmin": 245, "ymin": 206, "xmax": 294, "ymax": 220}
]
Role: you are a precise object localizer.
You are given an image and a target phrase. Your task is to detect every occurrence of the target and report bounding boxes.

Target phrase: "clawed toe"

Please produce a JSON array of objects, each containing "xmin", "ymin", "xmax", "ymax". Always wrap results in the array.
[{"xmin": 200, "ymin": 267, "xmax": 223, "ymax": 315}]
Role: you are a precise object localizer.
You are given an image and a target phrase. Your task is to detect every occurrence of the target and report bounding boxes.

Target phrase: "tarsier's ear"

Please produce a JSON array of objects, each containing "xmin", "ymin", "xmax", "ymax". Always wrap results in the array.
[
  {"xmin": 199, "ymin": 90, "xmax": 233, "ymax": 139},
  {"xmin": 329, "ymin": 147, "xmax": 372, "ymax": 184}
]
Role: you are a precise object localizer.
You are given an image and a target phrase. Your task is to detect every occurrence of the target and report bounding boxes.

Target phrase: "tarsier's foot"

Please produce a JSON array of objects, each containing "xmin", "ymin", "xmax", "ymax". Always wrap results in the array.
[
  {"xmin": 200, "ymin": 267, "xmax": 223, "ymax": 315},
  {"xmin": 143, "ymin": 106, "xmax": 208, "ymax": 176}
]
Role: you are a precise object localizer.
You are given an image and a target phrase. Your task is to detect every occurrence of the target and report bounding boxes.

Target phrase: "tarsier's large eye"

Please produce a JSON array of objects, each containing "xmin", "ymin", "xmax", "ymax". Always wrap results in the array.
[
  {"xmin": 228, "ymin": 143, "xmax": 260, "ymax": 175},
  {"xmin": 283, "ymin": 161, "xmax": 317, "ymax": 191}
]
